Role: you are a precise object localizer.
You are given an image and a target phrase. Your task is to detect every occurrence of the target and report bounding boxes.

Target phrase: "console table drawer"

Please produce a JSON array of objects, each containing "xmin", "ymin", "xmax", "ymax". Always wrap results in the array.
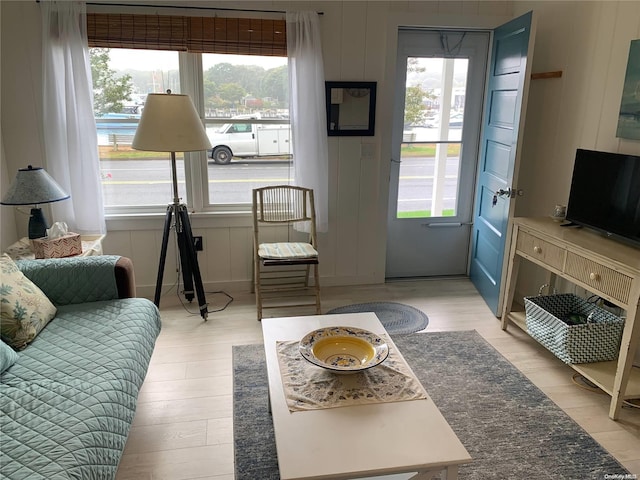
[
  {"xmin": 516, "ymin": 231, "xmax": 565, "ymax": 270},
  {"xmin": 565, "ymin": 252, "xmax": 633, "ymax": 304}
]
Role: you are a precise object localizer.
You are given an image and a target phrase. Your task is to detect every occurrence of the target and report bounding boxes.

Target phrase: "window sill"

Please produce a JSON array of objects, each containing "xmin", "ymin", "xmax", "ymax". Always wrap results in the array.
[{"xmin": 105, "ymin": 209, "xmax": 253, "ymax": 231}]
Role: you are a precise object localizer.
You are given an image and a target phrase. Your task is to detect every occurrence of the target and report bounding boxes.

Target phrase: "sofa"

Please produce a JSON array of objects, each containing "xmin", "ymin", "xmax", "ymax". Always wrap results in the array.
[{"xmin": 0, "ymin": 255, "xmax": 161, "ymax": 479}]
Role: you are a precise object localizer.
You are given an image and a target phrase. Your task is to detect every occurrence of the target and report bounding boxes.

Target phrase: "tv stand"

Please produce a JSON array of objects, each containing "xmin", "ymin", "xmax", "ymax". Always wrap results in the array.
[{"xmin": 501, "ymin": 217, "xmax": 640, "ymax": 420}]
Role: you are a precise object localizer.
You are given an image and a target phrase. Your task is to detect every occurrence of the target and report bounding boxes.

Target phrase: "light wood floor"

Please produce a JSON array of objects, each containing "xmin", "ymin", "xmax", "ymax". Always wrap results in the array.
[{"xmin": 116, "ymin": 279, "xmax": 640, "ymax": 479}]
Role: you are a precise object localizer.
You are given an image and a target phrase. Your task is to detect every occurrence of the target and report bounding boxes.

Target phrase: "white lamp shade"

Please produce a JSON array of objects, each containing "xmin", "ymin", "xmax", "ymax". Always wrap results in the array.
[
  {"xmin": 1, "ymin": 166, "xmax": 70, "ymax": 205},
  {"xmin": 132, "ymin": 93, "xmax": 212, "ymax": 152}
]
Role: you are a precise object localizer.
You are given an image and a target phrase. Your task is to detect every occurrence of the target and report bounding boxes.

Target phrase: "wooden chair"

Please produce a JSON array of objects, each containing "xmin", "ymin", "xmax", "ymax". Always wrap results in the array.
[{"xmin": 252, "ymin": 185, "xmax": 321, "ymax": 320}]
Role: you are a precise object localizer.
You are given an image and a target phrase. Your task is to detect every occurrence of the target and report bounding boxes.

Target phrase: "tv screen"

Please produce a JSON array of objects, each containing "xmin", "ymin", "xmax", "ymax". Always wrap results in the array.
[{"xmin": 566, "ymin": 149, "xmax": 640, "ymax": 248}]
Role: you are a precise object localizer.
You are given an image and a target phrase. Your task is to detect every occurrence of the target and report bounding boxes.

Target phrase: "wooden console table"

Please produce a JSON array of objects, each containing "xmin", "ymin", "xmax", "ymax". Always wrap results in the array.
[{"xmin": 501, "ymin": 217, "xmax": 640, "ymax": 419}]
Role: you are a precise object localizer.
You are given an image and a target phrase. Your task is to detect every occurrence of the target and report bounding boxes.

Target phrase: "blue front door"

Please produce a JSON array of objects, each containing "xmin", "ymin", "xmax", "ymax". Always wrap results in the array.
[{"xmin": 470, "ymin": 12, "xmax": 536, "ymax": 315}]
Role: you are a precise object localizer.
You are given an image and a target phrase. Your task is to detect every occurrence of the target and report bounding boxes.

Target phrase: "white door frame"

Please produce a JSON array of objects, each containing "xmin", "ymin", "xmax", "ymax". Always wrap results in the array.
[{"xmin": 386, "ymin": 28, "xmax": 490, "ymax": 278}]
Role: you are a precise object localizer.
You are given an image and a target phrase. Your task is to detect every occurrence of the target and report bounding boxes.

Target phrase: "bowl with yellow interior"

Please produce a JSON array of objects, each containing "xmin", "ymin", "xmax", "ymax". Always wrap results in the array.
[{"xmin": 299, "ymin": 326, "xmax": 389, "ymax": 374}]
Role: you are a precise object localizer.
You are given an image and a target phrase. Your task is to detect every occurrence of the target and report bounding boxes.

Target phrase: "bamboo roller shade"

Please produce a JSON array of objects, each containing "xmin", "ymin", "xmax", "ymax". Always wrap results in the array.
[{"xmin": 87, "ymin": 13, "xmax": 287, "ymax": 56}]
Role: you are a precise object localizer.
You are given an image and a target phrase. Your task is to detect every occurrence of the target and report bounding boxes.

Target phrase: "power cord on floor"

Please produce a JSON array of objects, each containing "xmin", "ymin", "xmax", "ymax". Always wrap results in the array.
[
  {"xmin": 176, "ymin": 249, "xmax": 233, "ymax": 315},
  {"xmin": 571, "ymin": 373, "xmax": 606, "ymax": 394},
  {"xmin": 571, "ymin": 373, "xmax": 640, "ymax": 410},
  {"xmin": 176, "ymin": 287, "xmax": 234, "ymax": 316},
  {"xmin": 207, "ymin": 290, "xmax": 234, "ymax": 312},
  {"xmin": 625, "ymin": 398, "xmax": 640, "ymax": 409},
  {"xmin": 172, "ymin": 249, "xmax": 234, "ymax": 317}
]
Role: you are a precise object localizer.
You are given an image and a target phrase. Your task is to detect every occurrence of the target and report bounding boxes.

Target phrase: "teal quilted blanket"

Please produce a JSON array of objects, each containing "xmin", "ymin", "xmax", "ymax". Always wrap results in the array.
[
  {"xmin": 1, "ymin": 298, "xmax": 161, "ymax": 479},
  {"xmin": 17, "ymin": 256, "xmax": 122, "ymax": 305}
]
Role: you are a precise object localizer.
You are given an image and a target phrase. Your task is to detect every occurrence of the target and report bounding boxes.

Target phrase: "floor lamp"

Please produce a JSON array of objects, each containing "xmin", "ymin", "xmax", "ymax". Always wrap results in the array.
[{"xmin": 132, "ymin": 91, "xmax": 212, "ymax": 320}]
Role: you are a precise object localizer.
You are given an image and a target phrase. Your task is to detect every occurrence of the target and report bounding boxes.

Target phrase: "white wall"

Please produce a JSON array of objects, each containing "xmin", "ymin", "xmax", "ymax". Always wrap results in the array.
[
  {"xmin": 2, "ymin": 1, "xmax": 639, "ymax": 299},
  {"xmin": 1, "ymin": 137, "xmax": 18, "ymax": 252},
  {"xmin": 515, "ymin": 1, "xmax": 640, "ymax": 219},
  {"xmin": 1, "ymin": 1, "xmax": 44, "ymax": 244},
  {"xmin": 0, "ymin": 1, "xmax": 16, "ymax": 249},
  {"xmin": 510, "ymin": 1, "xmax": 640, "ymax": 299}
]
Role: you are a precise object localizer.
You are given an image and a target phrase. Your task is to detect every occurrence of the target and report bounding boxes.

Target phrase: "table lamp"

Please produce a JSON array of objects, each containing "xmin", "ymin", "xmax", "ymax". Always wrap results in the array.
[
  {"xmin": 132, "ymin": 90, "xmax": 212, "ymax": 319},
  {"xmin": 1, "ymin": 165, "xmax": 70, "ymax": 239}
]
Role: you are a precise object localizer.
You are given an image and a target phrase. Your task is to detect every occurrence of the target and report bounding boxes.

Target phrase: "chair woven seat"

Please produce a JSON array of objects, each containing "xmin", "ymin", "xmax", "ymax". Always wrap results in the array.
[{"xmin": 258, "ymin": 242, "xmax": 318, "ymax": 260}]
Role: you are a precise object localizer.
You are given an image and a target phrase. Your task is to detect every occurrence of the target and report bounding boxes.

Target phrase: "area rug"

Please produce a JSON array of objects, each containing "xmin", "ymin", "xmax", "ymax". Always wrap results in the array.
[
  {"xmin": 233, "ymin": 330, "xmax": 629, "ymax": 480},
  {"xmin": 326, "ymin": 301, "xmax": 428, "ymax": 334}
]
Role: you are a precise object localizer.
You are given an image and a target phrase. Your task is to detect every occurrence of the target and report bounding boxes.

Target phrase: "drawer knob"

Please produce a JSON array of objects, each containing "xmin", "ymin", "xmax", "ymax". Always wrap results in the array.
[
  {"xmin": 533, "ymin": 245, "xmax": 542, "ymax": 254},
  {"xmin": 589, "ymin": 272, "xmax": 600, "ymax": 281}
]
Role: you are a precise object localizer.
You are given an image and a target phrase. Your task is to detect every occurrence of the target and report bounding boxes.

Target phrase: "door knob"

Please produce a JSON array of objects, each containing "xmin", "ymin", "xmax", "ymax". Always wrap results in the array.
[{"xmin": 495, "ymin": 188, "xmax": 524, "ymax": 198}]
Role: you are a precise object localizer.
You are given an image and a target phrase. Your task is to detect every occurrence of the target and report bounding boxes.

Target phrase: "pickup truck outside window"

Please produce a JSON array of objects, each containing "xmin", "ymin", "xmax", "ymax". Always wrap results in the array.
[
  {"xmin": 207, "ymin": 116, "xmax": 292, "ymax": 165},
  {"xmin": 93, "ymin": 48, "xmax": 292, "ymax": 211}
]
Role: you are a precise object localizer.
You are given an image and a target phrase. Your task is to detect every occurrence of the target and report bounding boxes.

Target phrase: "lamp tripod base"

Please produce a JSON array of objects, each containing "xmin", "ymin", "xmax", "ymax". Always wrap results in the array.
[{"xmin": 154, "ymin": 202, "xmax": 208, "ymax": 320}]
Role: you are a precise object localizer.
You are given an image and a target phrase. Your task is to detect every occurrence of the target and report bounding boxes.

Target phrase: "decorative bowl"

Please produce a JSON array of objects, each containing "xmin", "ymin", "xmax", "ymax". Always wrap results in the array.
[{"xmin": 299, "ymin": 326, "xmax": 389, "ymax": 373}]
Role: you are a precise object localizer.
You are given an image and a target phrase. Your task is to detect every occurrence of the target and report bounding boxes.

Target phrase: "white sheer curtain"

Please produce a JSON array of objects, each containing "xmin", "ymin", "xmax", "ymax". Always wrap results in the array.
[
  {"xmin": 42, "ymin": 1, "xmax": 105, "ymax": 234},
  {"xmin": 287, "ymin": 12, "xmax": 329, "ymax": 233}
]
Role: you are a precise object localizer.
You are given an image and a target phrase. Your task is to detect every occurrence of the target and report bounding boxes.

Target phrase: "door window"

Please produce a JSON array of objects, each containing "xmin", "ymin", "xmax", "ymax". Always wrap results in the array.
[{"xmin": 398, "ymin": 57, "xmax": 469, "ymax": 219}]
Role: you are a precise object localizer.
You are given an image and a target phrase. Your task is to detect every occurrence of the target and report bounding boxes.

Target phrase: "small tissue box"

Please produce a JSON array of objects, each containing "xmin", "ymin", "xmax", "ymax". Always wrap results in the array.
[{"xmin": 32, "ymin": 222, "xmax": 82, "ymax": 258}]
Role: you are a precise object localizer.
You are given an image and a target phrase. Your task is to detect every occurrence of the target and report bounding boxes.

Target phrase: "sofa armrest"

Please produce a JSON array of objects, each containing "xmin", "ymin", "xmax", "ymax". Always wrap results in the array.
[
  {"xmin": 113, "ymin": 256, "xmax": 136, "ymax": 298},
  {"xmin": 16, "ymin": 255, "xmax": 136, "ymax": 305}
]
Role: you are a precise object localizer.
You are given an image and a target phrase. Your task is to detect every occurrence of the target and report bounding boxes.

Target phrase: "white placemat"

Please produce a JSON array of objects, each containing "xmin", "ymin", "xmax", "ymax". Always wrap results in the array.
[{"xmin": 276, "ymin": 337, "xmax": 428, "ymax": 412}]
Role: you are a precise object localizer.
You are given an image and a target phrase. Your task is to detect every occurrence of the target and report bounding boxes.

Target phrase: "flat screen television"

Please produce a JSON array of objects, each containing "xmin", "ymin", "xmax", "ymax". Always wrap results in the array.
[{"xmin": 565, "ymin": 149, "xmax": 640, "ymax": 248}]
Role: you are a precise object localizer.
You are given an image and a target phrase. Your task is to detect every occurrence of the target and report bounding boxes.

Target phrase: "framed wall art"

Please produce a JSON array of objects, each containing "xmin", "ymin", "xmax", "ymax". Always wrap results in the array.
[
  {"xmin": 325, "ymin": 81, "xmax": 376, "ymax": 136},
  {"xmin": 616, "ymin": 39, "xmax": 640, "ymax": 140}
]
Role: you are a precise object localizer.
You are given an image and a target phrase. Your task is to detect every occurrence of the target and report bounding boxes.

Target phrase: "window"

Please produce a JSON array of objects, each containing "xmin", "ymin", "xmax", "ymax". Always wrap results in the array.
[
  {"xmin": 93, "ymin": 48, "xmax": 183, "ymax": 210},
  {"xmin": 201, "ymin": 53, "xmax": 292, "ymax": 206},
  {"xmin": 88, "ymin": 12, "xmax": 291, "ymax": 214},
  {"xmin": 397, "ymin": 57, "xmax": 468, "ymax": 218}
]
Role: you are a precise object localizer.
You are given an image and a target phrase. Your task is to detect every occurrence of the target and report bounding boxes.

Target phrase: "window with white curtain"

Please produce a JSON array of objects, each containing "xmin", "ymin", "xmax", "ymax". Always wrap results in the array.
[{"xmin": 88, "ymin": 13, "xmax": 292, "ymax": 214}]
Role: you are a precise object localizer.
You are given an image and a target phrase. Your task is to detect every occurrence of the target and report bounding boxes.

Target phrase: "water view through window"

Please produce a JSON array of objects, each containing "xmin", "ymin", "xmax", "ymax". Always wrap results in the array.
[{"xmin": 92, "ymin": 48, "xmax": 291, "ymax": 210}]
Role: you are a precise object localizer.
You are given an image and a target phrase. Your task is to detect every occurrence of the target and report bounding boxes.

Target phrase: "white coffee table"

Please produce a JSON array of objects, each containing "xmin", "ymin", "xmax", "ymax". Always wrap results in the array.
[{"xmin": 261, "ymin": 312, "xmax": 471, "ymax": 480}]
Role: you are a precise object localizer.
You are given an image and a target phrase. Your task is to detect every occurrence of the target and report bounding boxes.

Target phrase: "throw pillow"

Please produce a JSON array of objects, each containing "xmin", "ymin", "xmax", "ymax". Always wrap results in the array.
[
  {"xmin": 0, "ymin": 339, "xmax": 19, "ymax": 373},
  {"xmin": 0, "ymin": 253, "xmax": 57, "ymax": 350}
]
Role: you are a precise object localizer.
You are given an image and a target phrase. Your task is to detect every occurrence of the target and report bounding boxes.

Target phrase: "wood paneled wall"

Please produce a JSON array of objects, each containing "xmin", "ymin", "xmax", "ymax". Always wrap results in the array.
[
  {"xmin": 2, "ymin": 1, "xmax": 639, "ymax": 299},
  {"xmin": 511, "ymin": 1, "xmax": 640, "ymax": 299}
]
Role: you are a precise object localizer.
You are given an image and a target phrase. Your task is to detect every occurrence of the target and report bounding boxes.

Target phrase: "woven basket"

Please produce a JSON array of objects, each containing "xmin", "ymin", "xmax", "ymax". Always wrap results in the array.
[{"xmin": 524, "ymin": 294, "xmax": 624, "ymax": 364}]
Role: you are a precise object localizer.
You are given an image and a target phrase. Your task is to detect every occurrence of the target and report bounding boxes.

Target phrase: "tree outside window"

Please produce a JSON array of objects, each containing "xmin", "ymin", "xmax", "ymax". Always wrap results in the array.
[{"xmin": 91, "ymin": 48, "xmax": 291, "ymax": 212}]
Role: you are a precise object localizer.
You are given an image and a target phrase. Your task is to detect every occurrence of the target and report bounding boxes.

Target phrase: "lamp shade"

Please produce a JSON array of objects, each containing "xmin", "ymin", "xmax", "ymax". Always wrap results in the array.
[
  {"xmin": 132, "ymin": 93, "xmax": 212, "ymax": 152},
  {"xmin": 1, "ymin": 165, "xmax": 69, "ymax": 206}
]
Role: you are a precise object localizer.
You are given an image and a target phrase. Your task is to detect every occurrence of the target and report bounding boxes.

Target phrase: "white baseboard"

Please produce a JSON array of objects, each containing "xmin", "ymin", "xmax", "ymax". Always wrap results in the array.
[{"xmin": 136, "ymin": 274, "xmax": 383, "ymax": 302}]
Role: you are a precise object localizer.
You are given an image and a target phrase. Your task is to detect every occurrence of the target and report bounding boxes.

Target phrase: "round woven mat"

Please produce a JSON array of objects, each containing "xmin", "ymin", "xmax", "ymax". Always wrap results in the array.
[{"xmin": 326, "ymin": 302, "xmax": 429, "ymax": 335}]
